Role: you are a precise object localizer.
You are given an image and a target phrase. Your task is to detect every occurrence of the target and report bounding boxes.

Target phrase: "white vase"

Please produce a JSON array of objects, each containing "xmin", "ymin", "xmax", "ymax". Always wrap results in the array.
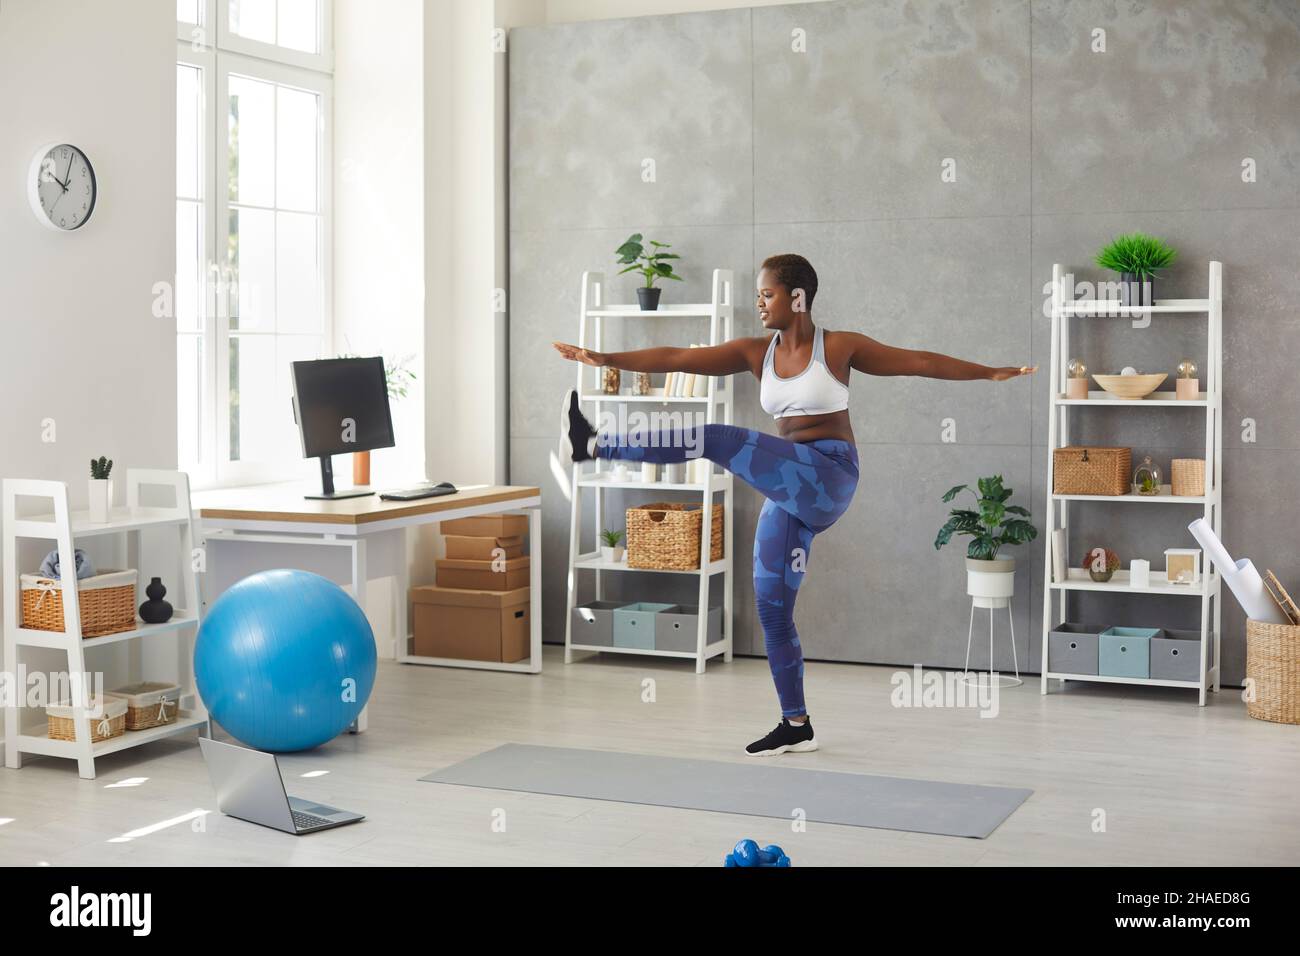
[
  {"xmin": 966, "ymin": 556, "xmax": 1015, "ymax": 608},
  {"xmin": 87, "ymin": 479, "xmax": 112, "ymax": 523},
  {"xmin": 600, "ymin": 545, "xmax": 625, "ymax": 563},
  {"xmin": 641, "ymin": 463, "xmax": 658, "ymax": 482}
]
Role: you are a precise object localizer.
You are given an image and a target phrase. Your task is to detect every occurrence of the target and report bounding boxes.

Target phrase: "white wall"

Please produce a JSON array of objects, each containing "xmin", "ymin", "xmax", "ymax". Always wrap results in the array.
[
  {"xmin": 0, "ymin": 0, "xmax": 177, "ymax": 743},
  {"xmin": 334, "ymin": 0, "xmax": 426, "ymax": 484},
  {"xmin": 543, "ymin": 0, "xmax": 821, "ymax": 20}
]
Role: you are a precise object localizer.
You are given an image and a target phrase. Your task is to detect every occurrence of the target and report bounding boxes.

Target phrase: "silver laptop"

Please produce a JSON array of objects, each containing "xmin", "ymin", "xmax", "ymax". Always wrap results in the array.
[{"xmin": 199, "ymin": 737, "xmax": 364, "ymax": 835}]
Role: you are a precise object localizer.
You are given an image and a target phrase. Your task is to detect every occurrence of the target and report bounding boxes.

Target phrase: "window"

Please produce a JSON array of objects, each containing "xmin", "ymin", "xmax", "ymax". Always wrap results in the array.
[{"xmin": 177, "ymin": 1, "xmax": 332, "ymax": 486}]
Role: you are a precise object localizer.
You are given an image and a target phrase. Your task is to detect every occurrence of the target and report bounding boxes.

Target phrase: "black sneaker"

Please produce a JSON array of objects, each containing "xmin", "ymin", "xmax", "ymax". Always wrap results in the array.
[
  {"xmin": 558, "ymin": 389, "xmax": 596, "ymax": 462},
  {"xmin": 745, "ymin": 718, "xmax": 817, "ymax": 757}
]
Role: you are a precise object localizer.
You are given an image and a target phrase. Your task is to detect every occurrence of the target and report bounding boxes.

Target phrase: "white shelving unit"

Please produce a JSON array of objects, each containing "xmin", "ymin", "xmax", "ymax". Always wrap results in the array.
[
  {"xmin": 3, "ymin": 470, "xmax": 210, "ymax": 778},
  {"xmin": 1040, "ymin": 262, "xmax": 1224, "ymax": 705},
  {"xmin": 564, "ymin": 269, "xmax": 735, "ymax": 673}
]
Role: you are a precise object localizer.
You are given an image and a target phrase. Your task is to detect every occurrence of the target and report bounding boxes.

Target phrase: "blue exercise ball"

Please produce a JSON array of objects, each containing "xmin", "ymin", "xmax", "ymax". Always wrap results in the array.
[{"xmin": 195, "ymin": 569, "xmax": 377, "ymax": 752}]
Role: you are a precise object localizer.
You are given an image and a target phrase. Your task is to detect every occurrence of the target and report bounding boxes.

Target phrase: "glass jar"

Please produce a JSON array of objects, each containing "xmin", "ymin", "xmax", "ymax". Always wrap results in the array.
[
  {"xmin": 1133, "ymin": 455, "xmax": 1162, "ymax": 496},
  {"xmin": 632, "ymin": 371, "xmax": 652, "ymax": 396},
  {"xmin": 601, "ymin": 366, "xmax": 621, "ymax": 395}
]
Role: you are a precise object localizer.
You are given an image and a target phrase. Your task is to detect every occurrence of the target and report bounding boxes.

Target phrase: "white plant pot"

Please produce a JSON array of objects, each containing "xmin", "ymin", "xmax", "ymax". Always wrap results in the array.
[
  {"xmin": 966, "ymin": 556, "xmax": 1015, "ymax": 608},
  {"xmin": 601, "ymin": 546, "xmax": 625, "ymax": 563},
  {"xmin": 87, "ymin": 479, "xmax": 112, "ymax": 523}
]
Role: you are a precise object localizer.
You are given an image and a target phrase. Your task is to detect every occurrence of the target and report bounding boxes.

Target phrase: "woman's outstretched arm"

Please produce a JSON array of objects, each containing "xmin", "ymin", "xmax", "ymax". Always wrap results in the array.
[
  {"xmin": 553, "ymin": 337, "xmax": 763, "ymax": 376},
  {"xmin": 845, "ymin": 332, "xmax": 1035, "ymax": 382}
]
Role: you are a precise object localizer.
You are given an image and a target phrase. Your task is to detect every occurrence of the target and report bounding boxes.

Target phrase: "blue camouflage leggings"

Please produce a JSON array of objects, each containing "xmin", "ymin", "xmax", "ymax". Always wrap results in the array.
[{"xmin": 596, "ymin": 423, "xmax": 860, "ymax": 717}]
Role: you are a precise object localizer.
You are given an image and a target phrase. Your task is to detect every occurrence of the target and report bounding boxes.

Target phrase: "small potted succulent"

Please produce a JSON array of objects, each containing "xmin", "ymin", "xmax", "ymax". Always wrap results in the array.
[
  {"xmin": 934, "ymin": 475, "xmax": 1037, "ymax": 601},
  {"xmin": 88, "ymin": 456, "xmax": 113, "ymax": 523},
  {"xmin": 1095, "ymin": 232, "xmax": 1177, "ymax": 307},
  {"xmin": 615, "ymin": 233, "xmax": 683, "ymax": 311},
  {"xmin": 600, "ymin": 528, "xmax": 625, "ymax": 563},
  {"xmin": 1083, "ymin": 546, "xmax": 1121, "ymax": 583}
]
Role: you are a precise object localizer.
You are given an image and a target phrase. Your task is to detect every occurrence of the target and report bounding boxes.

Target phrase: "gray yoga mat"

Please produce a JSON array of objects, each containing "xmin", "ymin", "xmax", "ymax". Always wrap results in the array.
[{"xmin": 422, "ymin": 744, "xmax": 1031, "ymax": 839}]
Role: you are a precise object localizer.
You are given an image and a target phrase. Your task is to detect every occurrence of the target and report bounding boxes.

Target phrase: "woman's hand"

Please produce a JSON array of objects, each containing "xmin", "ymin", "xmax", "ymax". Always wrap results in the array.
[
  {"xmin": 989, "ymin": 365, "xmax": 1037, "ymax": 382},
  {"xmin": 553, "ymin": 342, "xmax": 607, "ymax": 366}
]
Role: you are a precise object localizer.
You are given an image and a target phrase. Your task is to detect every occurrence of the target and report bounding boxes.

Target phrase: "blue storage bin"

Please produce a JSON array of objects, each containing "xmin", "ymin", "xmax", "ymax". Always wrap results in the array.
[
  {"xmin": 613, "ymin": 602, "xmax": 676, "ymax": 649},
  {"xmin": 1098, "ymin": 626, "xmax": 1160, "ymax": 679}
]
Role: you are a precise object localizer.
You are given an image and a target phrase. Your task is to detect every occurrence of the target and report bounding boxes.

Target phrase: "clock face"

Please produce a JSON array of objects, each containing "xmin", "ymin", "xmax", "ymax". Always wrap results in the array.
[{"xmin": 29, "ymin": 144, "xmax": 97, "ymax": 231}]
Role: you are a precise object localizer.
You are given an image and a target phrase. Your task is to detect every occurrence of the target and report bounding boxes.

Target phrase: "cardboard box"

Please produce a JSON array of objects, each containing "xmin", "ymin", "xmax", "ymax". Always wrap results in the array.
[
  {"xmin": 444, "ymin": 534, "xmax": 524, "ymax": 561},
  {"xmin": 435, "ymin": 555, "xmax": 531, "ymax": 591},
  {"xmin": 412, "ymin": 585, "xmax": 530, "ymax": 662},
  {"xmin": 440, "ymin": 514, "xmax": 528, "ymax": 538}
]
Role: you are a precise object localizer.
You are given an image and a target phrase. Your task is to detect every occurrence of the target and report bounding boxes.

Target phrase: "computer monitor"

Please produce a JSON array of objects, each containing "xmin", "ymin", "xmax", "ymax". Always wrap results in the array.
[{"xmin": 290, "ymin": 357, "xmax": 395, "ymax": 499}]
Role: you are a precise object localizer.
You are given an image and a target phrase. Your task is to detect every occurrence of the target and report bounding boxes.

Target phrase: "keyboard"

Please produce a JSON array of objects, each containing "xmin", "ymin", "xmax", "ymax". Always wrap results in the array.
[
  {"xmin": 292, "ymin": 810, "xmax": 334, "ymax": 832},
  {"xmin": 379, "ymin": 482, "xmax": 458, "ymax": 501}
]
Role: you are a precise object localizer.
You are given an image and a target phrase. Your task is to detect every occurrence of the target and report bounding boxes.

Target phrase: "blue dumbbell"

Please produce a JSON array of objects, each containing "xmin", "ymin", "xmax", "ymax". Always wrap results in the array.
[{"xmin": 731, "ymin": 838, "xmax": 762, "ymax": 867}]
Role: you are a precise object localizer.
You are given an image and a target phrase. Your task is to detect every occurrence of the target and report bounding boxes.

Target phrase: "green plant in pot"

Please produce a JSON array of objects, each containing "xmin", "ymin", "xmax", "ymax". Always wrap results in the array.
[
  {"xmin": 1082, "ymin": 546, "xmax": 1121, "ymax": 583},
  {"xmin": 934, "ymin": 476, "xmax": 1038, "ymax": 602},
  {"xmin": 88, "ymin": 456, "xmax": 114, "ymax": 524},
  {"xmin": 615, "ymin": 233, "xmax": 682, "ymax": 311},
  {"xmin": 600, "ymin": 528, "xmax": 625, "ymax": 563},
  {"xmin": 1095, "ymin": 232, "xmax": 1177, "ymax": 308}
]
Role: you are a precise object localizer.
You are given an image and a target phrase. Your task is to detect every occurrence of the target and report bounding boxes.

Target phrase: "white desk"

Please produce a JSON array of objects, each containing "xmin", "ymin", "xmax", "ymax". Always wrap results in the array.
[{"xmin": 193, "ymin": 483, "xmax": 544, "ymax": 731}]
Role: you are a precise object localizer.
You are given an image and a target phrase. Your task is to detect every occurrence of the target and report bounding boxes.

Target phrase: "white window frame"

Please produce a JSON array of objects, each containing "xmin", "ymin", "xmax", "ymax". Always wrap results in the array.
[
  {"xmin": 217, "ymin": 0, "xmax": 334, "ymax": 73},
  {"xmin": 176, "ymin": 0, "xmax": 209, "ymax": 46},
  {"xmin": 177, "ymin": 43, "xmax": 219, "ymax": 486},
  {"xmin": 216, "ymin": 53, "xmax": 333, "ymax": 486},
  {"xmin": 177, "ymin": 1, "xmax": 333, "ymax": 489}
]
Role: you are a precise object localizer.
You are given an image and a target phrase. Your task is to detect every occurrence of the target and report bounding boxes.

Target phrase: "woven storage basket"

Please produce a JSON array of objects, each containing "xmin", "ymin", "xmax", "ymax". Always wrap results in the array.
[
  {"xmin": 47, "ymin": 694, "xmax": 127, "ymax": 743},
  {"xmin": 626, "ymin": 501, "xmax": 724, "ymax": 570},
  {"xmin": 1052, "ymin": 446, "xmax": 1131, "ymax": 496},
  {"xmin": 1246, "ymin": 619, "xmax": 1300, "ymax": 725},
  {"xmin": 20, "ymin": 569, "xmax": 137, "ymax": 637},
  {"xmin": 111, "ymin": 681, "xmax": 181, "ymax": 730},
  {"xmin": 1171, "ymin": 458, "xmax": 1206, "ymax": 497}
]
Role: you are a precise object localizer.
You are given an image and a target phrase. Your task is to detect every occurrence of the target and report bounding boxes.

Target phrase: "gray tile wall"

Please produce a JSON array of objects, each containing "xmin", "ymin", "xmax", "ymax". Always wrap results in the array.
[{"xmin": 508, "ymin": 0, "xmax": 1300, "ymax": 685}]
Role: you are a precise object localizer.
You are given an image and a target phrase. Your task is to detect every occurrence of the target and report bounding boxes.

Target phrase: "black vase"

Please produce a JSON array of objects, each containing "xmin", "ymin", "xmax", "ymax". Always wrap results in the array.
[
  {"xmin": 1119, "ymin": 272, "xmax": 1154, "ymax": 307},
  {"xmin": 139, "ymin": 577, "xmax": 174, "ymax": 624},
  {"xmin": 636, "ymin": 286, "xmax": 662, "ymax": 311}
]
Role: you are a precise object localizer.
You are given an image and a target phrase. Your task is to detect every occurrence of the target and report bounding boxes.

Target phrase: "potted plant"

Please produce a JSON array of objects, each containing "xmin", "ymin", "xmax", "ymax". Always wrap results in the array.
[
  {"xmin": 1083, "ymin": 546, "xmax": 1121, "ymax": 583},
  {"xmin": 88, "ymin": 456, "xmax": 113, "ymax": 523},
  {"xmin": 338, "ymin": 352, "xmax": 417, "ymax": 486},
  {"xmin": 1095, "ymin": 232, "xmax": 1177, "ymax": 307},
  {"xmin": 600, "ymin": 528, "xmax": 625, "ymax": 563},
  {"xmin": 615, "ymin": 233, "xmax": 683, "ymax": 311},
  {"xmin": 934, "ymin": 475, "xmax": 1038, "ymax": 602}
]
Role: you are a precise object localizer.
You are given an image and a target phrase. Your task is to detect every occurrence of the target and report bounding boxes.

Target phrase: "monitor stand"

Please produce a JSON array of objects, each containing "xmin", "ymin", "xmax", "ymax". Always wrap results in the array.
[{"xmin": 304, "ymin": 455, "xmax": 375, "ymax": 501}]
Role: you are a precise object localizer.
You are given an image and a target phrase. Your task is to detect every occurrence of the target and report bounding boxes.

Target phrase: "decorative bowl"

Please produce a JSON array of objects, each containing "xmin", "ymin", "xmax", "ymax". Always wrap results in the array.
[{"xmin": 1091, "ymin": 372, "xmax": 1167, "ymax": 400}]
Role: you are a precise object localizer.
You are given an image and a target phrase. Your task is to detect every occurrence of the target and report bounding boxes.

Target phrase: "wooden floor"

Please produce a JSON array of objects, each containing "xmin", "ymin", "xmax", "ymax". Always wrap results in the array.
[{"xmin": 2, "ymin": 647, "xmax": 1298, "ymax": 866}]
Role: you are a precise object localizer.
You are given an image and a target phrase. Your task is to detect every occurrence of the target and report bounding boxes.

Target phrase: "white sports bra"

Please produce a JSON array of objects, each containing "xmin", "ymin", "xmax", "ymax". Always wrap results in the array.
[{"xmin": 759, "ymin": 326, "xmax": 850, "ymax": 419}]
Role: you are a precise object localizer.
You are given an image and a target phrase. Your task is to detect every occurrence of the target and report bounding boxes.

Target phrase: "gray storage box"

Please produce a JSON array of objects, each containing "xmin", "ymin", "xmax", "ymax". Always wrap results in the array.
[
  {"xmin": 655, "ymin": 604, "xmax": 722, "ymax": 652},
  {"xmin": 1099, "ymin": 626, "xmax": 1160, "ymax": 679},
  {"xmin": 1150, "ymin": 628, "xmax": 1204, "ymax": 683},
  {"xmin": 1048, "ymin": 622, "xmax": 1106, "ymax": 675},
  {"xmin": 571, "ymin": 600, "xmax": 628, "ymax": 647},
  {"xmin": 613, "ymin": 602, "xmax": 676, "ymax": 650}
]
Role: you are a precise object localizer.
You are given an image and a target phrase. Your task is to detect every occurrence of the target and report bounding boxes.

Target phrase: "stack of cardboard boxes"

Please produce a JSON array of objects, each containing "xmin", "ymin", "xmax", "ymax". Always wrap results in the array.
[{"xmin": 411, "ymin": 514, "xmax": 531, "ymax": 663}]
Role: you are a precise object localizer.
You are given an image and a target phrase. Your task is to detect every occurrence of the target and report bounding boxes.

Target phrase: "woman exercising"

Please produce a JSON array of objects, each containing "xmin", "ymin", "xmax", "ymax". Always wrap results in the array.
[{"xmin": 554, "ymin": 254, "xmax": 1035, "ymax": 756}]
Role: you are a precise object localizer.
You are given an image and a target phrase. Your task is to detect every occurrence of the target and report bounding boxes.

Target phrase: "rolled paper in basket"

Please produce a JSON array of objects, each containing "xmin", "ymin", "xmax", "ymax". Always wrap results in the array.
[
  {"xmin": 1187, "ymin": 517, "xmax": 1235, "ymax": 574},
  {"xmin": 1186, "ymin": 517, "xmax": 1289, "ymax": 624},
  {"xmin": 1222, "ymin": 558, "xmax": 1289, "ymax": 625}
]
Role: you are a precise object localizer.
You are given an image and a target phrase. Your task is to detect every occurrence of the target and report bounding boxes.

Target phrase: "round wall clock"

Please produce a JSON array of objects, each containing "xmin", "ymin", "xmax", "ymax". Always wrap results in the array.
[{"xmin": 28, "ymin": 143, "xmax": 97, "ymax": 231}]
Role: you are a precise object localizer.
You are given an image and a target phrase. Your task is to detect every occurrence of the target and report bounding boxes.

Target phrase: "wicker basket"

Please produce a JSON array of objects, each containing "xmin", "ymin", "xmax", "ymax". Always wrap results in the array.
[
  {"xmin": 1171, "ymin": 458, "xmax": 1206, "ymax": 497},
  {"xmin": 111, "ymin": 681, "xmax": 181, "ymax": 730},
  {"xmin": 626, "ymin": 502, "xmax": 724, "ymax": 570},
  {"xmin": 1246, "ymin": 619, "xmax": 1300, "ymax": 725},
  {"xmin": 47, "ymin": 694, "xmax": 127, "ymax": 743},
  {"xmin": 1052, "ymin": 446, "xmax": 1132, "ymax": 496},
  {"xmin": 20, "ymin": 569, "xmax": 137, "ymax": 638}
]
